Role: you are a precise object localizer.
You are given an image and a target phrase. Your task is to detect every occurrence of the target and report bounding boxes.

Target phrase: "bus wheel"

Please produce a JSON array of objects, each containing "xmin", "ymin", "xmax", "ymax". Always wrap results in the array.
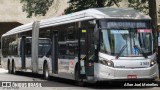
[
  {"xmin": 43, "ymin": 63, "xmax": 49, "ymax": 80},
  {"xmin": 75, "ymin": 70, "xmax": 85, "ymax": 86},
  {"xmin": 12, "ymin": 61, "xmax": 16, "ymax": 74},
  {"xmin": 8, "ymin": 62, "xmax": 11, "ymax": 74}
]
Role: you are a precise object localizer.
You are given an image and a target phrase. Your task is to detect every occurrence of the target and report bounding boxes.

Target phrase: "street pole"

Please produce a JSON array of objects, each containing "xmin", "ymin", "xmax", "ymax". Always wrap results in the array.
[{"xmin": 149, "ymin": 0, "xmax": 160, "ymax": 79}]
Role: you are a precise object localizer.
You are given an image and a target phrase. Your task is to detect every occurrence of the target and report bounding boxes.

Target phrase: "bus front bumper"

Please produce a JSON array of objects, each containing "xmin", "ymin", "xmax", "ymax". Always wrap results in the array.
[{"xmin": 93, "ymin": 63, "xmax": 158, "ymax": 81}]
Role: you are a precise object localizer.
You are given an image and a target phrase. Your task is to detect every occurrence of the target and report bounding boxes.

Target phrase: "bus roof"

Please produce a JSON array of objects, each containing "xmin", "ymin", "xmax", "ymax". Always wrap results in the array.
[
  {"xmin": 40, "ymin": 7, "xmax": 150, "ymax": 28},
  {"xmin": 2, "ymin": 7, "xmax": 151, "ymax": 37},
  {"xmin": 2, "ymin": 22, "xmax": 33, "ymax": 37}
]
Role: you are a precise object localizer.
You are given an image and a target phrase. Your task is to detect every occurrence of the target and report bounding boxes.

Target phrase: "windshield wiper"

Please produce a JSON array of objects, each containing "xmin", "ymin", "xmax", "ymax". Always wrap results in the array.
[
  {"xmin": 134, "ymin": 45, "xmax": 147, "ymax": 58},
  {"xmin": 116, "ymin": 44, "xmax": 127, "ymax": 59}
]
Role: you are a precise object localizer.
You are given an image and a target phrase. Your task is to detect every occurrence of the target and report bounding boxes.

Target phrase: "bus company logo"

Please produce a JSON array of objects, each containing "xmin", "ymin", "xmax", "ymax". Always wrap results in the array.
[
  {"xmin": 1, "ymin": 82, "xmax": 42, "ymax": 89},
  {"xmin": 2, "ymin": 82, "xmax": 19, "ymax": 89},
  {"xmin": 1, "ymin": 82, "xmax": 13, "ymax": 89}
]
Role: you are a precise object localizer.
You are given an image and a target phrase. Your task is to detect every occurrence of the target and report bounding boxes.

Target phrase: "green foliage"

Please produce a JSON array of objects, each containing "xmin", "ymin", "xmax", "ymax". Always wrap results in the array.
[
  {"xmin": 20, "ymin": 0, "xmax": 54, "ymax": 18},
  {"xmin": 20, "ymin": 0, "xmax": 159, "ymax": 19},
  {"xmin": 64, "ymin": 0, "xmax": 122, "ymax": 14},
  {"xmin": 128, "ymin": 0, "xmax": 149, "ymax": 15}
]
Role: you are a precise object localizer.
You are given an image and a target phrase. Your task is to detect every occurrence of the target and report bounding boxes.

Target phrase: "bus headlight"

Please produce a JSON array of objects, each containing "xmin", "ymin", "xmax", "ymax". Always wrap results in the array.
[
  {"xmin": 150, "ymin": 59, "xmax": 157, "ymax": 67},
  {"xmin": 99, "ymin": 60, "xmax": 114, "ymax": 67}
]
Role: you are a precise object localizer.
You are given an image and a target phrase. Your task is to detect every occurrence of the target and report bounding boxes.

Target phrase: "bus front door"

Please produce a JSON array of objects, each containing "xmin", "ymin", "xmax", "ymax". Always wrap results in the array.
[{"xmin": 78, "ymin": 29, "xmax": 94, "ymax": 81}]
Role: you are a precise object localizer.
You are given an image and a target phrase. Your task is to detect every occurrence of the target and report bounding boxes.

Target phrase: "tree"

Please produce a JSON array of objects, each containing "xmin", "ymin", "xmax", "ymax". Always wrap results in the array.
[
  {"xmin": 128, "ymin": 0, "xmax": 157, "ymax": 30},
  {"xmin": 64, "ymin": 0, "xmax": 122, "ymax": 14},
  {"xmin": 20, "ymin": 0, "xmax": 54, "ymax": 18},
  {"xmin": 128, "ymin": 0, "xmax": 149, "ymax": 14},
  {"xmin": 20, "ymin": 0, "xmax": 158, "ymax": 27},
  {"xmin": 148, "ymin": 0, "xmax": 157, "ymax": 29}
]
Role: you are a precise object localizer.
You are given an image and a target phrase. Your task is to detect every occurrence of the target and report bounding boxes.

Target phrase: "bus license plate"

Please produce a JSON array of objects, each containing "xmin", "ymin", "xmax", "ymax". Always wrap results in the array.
[{"xmin": 127, "ymin": 75, "xmax": 137, "ymax": 79}]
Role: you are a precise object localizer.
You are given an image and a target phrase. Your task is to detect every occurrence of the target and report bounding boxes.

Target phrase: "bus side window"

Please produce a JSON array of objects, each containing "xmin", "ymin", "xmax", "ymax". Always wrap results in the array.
[
  {"xmin": 26, "ymin": 43, "xmax": 31, "ymax": 56},
  {"xmin": 67, "ymin": 25, "xmax": 76, "ymax": 59}
]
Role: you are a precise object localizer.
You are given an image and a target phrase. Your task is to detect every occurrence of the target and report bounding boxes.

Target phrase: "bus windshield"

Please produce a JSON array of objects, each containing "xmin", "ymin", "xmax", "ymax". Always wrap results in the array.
[{"xmin": 100, "ymin": 20, "xmax": 155, "ymax": 57}]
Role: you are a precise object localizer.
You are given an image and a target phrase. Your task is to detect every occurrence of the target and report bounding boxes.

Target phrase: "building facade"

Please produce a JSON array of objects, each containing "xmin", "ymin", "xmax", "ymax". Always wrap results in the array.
[{"xmin": 0, "ymin": 0, "xmax": 68, "ymax": 40}]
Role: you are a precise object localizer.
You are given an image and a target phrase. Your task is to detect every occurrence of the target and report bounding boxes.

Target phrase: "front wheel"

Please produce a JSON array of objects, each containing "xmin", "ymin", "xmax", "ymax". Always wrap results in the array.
[{"xmin": 43, "ymin": 63, "xmax": 49, "ymax": 80}]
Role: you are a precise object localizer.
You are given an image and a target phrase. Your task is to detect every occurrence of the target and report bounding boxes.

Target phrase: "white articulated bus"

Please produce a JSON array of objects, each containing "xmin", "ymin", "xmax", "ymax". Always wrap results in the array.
[{"xmin": 1, "ymin": 7, "xmax": 159, "ymax": 84}]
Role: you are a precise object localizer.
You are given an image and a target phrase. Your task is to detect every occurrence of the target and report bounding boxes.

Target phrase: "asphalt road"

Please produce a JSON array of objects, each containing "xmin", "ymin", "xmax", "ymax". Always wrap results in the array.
[{"xmin": 0, "ymin": 68, "xmax": 160, "ymax": 90}]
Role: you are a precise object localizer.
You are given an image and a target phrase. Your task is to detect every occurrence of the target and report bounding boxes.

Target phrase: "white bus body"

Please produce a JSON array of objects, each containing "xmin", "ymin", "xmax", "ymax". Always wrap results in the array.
[{"xmin": 1, "ymin": 8, "xmax": 159, "ymax": 84}]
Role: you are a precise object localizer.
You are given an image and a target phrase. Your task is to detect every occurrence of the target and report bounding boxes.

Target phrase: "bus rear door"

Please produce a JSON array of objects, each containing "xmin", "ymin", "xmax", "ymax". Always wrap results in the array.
[
  {"xmin": 21, "ymin": 36, "xmax": 26, "ymax": 69},
  {"xmin": 52, "ymin": 31, "xmax": 58, "ymax": 74}
]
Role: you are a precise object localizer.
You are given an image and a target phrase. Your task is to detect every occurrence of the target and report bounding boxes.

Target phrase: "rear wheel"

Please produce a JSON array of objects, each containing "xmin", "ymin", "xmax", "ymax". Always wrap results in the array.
[{"xmin": 43, "ymin": 63, "xmax": 49, "ymax": 80}]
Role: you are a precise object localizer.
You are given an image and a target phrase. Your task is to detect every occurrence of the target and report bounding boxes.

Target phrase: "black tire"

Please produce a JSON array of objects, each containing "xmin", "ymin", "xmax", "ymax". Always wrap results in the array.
[
  {"xmin": 43, "ymin": 63, "xmax": 49, "ymax": 80},
  {"xmin": 8, "ymin": 62, "xmax": 11, "ymax": 74},
  {"xmin": 11, "ymin": 61, "xmax": 16, "ymax": 74},
  {"xmin": 75, "ymin": 69, "xmax": 85, "ymax": 86}
]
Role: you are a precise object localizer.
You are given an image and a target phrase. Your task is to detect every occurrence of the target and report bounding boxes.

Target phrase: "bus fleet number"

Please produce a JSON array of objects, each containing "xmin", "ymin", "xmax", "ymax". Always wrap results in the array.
[{"xmin": 140, "ymin": 62, "xmax": 149, "ymax": 66}]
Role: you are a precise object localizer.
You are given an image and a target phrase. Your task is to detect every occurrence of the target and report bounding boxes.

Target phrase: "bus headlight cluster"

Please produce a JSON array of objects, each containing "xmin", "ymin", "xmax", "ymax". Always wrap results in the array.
[
  {"xmin": 99, "ymin": 60, "xmax": 114, "ymax": 67},
  {"xmin": 150, "ymin": 59, "xmax": 157, "ymax": 67}
]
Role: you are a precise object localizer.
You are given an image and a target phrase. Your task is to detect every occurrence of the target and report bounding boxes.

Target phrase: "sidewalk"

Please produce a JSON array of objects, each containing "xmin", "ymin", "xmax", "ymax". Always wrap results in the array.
[{"xmin": 0, "ymin": 67, "xmax": 7, "ymax": 73}]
